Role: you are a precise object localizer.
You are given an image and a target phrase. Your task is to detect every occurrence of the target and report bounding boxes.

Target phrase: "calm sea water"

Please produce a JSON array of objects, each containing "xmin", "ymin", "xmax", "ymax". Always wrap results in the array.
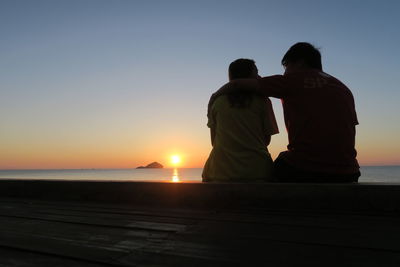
[
  {"xmin": 0, "ymin": 168, "xmax": 201, "ymax": 183},
  {"xmin": 0, "ymin": 166, "xmax": 399, "ymax": 183}
]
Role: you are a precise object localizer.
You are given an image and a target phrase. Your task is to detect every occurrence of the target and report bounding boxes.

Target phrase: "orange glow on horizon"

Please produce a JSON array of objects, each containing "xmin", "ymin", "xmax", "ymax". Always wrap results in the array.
[{"xmin": 1, "ymin": 132, "xmax": 399, "ymax": 170}]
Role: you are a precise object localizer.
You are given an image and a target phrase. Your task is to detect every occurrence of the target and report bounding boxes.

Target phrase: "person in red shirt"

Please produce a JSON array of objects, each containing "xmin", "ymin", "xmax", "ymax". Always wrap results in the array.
[{"xmin": 210, "ymin": 42, "xmax": 360, "ymax": 182}]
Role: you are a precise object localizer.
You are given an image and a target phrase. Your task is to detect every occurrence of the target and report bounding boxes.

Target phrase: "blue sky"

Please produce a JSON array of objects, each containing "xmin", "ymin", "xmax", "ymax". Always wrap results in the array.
[{"xmin": 0, "ymin": 0, "xmax": 399, "ymax": 168}]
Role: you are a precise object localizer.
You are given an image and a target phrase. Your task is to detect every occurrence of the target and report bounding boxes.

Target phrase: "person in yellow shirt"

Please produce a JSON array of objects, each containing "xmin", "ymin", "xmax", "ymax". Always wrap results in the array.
[{"xmin": 202, "ymin": 59, "xmax": 279, "ymax": 182}]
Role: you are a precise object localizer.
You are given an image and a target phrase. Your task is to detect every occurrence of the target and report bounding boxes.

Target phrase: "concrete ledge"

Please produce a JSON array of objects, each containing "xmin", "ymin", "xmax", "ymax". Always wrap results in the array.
[{"xmin": 0, "ymin": 179, "xmax": 399, "ymax": 212}]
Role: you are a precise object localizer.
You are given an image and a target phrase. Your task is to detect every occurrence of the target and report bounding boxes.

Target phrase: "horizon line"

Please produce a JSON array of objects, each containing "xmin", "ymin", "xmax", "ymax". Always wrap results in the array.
[{"xmin": 1, "ymin": 165, "xmax": 400, "ymax": 171}]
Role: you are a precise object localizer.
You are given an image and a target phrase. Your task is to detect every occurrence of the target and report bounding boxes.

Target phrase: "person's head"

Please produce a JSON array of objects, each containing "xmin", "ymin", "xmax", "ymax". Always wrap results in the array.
[
  {"xmin": 228, "ymin": 58, "xmax": 258, "ymax": 81},
  {"xmin": 281, "ymin": 42, "xmax": 322, "ymax": 71},
  {"xmin": 227, "ymin": 59, "xmax": 258, "ymax": 108}
]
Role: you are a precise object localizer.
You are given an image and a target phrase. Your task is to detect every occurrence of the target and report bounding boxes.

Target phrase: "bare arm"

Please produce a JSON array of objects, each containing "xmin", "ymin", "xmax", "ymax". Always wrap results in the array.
[{"xmin": 208, "ymin": 75, "xmax": 288, "ymax": 117}]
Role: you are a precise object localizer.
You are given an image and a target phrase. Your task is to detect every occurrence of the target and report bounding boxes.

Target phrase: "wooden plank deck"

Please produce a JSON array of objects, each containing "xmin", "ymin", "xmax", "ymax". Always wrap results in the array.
[{"xmin": 0, "ymin": 180, "xmax": 399, "ymax": 266}]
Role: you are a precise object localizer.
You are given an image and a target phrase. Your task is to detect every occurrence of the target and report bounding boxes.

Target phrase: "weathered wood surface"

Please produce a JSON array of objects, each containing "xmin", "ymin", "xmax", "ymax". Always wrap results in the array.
[
  {"xmin": 0, "ymin": 180, "xmax": 400, "ymax": 266},
  {"xmin": 1, "ymin": 179, "xmax": 400, "ymax": 211}
]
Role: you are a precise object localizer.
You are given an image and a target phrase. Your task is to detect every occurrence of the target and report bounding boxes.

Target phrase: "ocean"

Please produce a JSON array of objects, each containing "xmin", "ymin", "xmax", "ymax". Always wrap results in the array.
[{"xmin": 0, "ymin": 166, "xmax": 399, "ymax": 183}]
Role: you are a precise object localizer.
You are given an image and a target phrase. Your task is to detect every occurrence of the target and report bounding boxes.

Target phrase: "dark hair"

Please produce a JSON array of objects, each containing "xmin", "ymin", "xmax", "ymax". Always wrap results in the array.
[
  {"xmin": 229, "ymin": 58, "xmax": 256, "ymax": 80},
  {"xmin": 227, "ymin": 59, "xmax": 257, "ymax": 108},
  {"xmin": 281, "ymin": 42, "xmax": 322, "ymax": 71}
]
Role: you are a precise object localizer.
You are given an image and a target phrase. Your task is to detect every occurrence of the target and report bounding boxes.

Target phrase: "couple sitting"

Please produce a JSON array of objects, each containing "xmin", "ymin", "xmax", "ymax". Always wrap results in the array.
[{"xmin": 202, "ymin": 42, "xmax": 360, "ymax": 183}]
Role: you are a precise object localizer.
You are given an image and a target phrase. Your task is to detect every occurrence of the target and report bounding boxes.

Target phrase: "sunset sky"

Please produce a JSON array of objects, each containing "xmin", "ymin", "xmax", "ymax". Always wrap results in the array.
[{"xmin": 1, "ymin": 0, "xmax": 399, "ymax": 169}]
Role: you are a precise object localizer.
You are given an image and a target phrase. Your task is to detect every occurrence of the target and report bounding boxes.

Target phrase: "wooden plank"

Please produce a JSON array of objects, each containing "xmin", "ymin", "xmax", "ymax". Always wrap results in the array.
[
  {"xmin": 2, "ymin": 197, "xmax": 400, "ymax": 232},
  {"xmin": 118, "ymin": 233, "xmax": 400, "ymax": 267},
  {"xmin": 2, "ymin": 180, "xmax": 400, "ymax": 212},
  {"xmin": 177, "ymin": 219, "xmax": 400, "ymax": 252},
  {"xmin": 0, "ymin": 246, "xmax": 112, "ymax": 267},
  {"xmin": 0, "ymin": 217, "xmax": 232, "ymax": 266},
  {"xmin": 2, "ymin": 198, "xmax": 400, "ymax": 252},
  {"xmin": 0, "ymin": 203, "xmax": 398, "ymax": 259},
  {"xmin": 0, "ymin": 230, "xmax": 130, "ymax": 266},
  {"xmin": 1, "ymin": 197, "xmax": 400, "ymax": 266},
  {"xmin": 0, "ymin": 202, "xmax": 189, "ymax": 233},
  {"xmin": 0, "ymin": 215, "xmax": 169, "ymax": 245},
  {"xmin": 1, "ymin": 200, "xmax": 400, "ymax": 252},
  {"xmin": 0, "ymin": 198, "xmax": 200, "ymax": 226}
]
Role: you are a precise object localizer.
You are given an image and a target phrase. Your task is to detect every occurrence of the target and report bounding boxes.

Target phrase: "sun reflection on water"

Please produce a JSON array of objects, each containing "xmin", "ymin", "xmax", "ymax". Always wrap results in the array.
[{"xmin": 171, "ymin": 168, "xmax": 180, "ymax": 183}]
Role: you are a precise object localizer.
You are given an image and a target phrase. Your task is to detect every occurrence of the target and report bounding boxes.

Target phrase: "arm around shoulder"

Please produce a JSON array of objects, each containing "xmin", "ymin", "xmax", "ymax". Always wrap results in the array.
[
  {"xmin": 258, "ymin": 75, "xmax": 289, "ymax": 98},
  {"xmin": 208, "ymin": 79, "xmax": 260, "ymax": 113}
]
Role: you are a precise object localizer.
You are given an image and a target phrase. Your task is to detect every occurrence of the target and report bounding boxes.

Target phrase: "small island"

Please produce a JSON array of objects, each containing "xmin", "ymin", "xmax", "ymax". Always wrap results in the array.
[{"xmin": 136, "ymin": 162, "xmax": 164, "ymax": 169}]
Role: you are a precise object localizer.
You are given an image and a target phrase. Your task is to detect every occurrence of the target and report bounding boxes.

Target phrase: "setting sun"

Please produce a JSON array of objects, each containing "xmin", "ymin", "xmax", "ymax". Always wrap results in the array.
[{"xmin": 171, "ymin": 155, "xmax": 181, "ymax": 166}]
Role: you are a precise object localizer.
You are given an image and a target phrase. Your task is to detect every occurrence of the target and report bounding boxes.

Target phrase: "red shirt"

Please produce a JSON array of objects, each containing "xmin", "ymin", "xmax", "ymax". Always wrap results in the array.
[{"xmin": 260, "ymin": 69, "xmax": 359, "ymax": 174}]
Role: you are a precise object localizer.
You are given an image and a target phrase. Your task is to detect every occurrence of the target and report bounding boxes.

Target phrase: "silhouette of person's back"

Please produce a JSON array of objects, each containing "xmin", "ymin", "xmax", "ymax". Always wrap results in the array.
[{"xmin": 202, "ymin": 59, "xmax": 278, "ymax": 182}]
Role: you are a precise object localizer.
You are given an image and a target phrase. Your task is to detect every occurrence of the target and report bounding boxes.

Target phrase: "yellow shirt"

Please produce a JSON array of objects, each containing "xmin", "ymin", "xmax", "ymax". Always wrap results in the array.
[{"xmin": 202, "ymin": 95, "xmax": 278, "ymax": 182}]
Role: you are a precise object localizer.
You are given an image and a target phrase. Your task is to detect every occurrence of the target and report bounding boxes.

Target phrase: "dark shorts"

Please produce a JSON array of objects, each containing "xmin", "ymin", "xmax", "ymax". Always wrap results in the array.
[{"xmin": 272, "ymin": 155, "xmax": 360, "ymax": 183}]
